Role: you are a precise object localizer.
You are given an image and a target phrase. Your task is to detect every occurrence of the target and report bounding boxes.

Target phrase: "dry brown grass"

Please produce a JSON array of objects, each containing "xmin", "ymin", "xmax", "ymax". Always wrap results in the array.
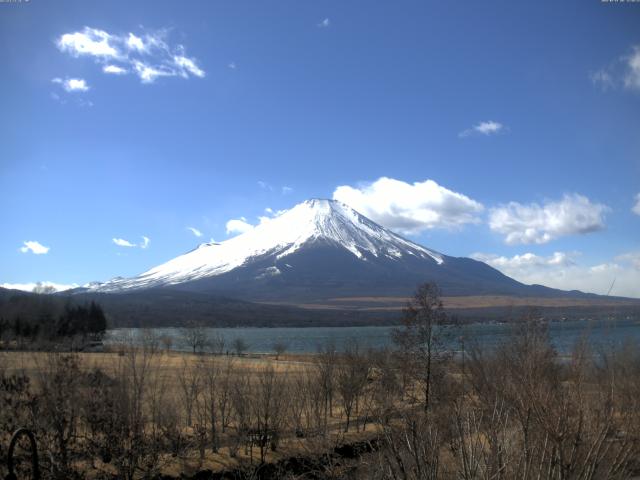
[
  {"xmin": 265, "ymin": 294, "xmax": 640, "ymax": 311},
  {"xmin": 0, "ymin": 349, "xmax": 380, "ymax": 478}
]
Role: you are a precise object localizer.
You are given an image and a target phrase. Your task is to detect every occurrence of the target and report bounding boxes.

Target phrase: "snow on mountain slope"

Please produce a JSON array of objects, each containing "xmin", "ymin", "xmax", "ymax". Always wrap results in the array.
[{"xmin": 92, "ymin": 199, "xmax": 444, "ymax": 292}]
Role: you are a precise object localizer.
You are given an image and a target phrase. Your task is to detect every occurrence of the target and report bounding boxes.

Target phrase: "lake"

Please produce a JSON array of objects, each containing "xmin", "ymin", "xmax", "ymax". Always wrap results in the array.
[{"xmin": 105, "ymin": 318, "xmax": 640, "ymax": 354}]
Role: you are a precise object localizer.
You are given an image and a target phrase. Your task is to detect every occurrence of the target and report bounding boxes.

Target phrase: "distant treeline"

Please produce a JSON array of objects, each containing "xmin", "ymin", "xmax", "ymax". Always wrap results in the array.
[{"xmin": 0, "ymin": 289, "xmax": 106, "ymax": 344}]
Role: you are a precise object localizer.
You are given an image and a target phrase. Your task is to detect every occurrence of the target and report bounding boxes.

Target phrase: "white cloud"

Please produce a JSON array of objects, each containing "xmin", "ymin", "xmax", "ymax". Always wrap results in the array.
[
  {"xmin": 225, "ymin": 209, "xmax": 284, "ymax": 236},
  {"xmin": 318, "ymin": 18, "xmax": 330, "ymax": 28},
  {"xmin": 126, "ymin": 33, "xmax": 147, "ymax": 52},
  {"xmin": 257, "ymin": 181, "xmax": 293, "ymax": 194},
  {"xmin": 459, "ymin": 120, "xmax": 505, "ymax": 138},
  {"xmin": 56, "ymin": 26, "xmax": 205, "ymax": 84},
  {"xmin": 113, "ymin": 238, "xmax": 136, "ymax": 247},
  {"xmin": 112, "ymin": 236, "xmax": 150, "ymax": 248},
  {"xmin": 264, "ymin": 207, "xmax": 286, "ymax": 217},
  {"xmin": 333, "ymin": 177, "xmax": 484, "ymax": 234},
  {"xmin": 52, "ymin": 77, "xmax": 90, "ymax": 92},
  {"xmin": 187, "ymin": 227, "xmax": 203, "ymax": 237},
  {"xmin": 633, "ymin": 193, "xmax": 640, "ymax": 216},
  {"xmin": 471, "ymin": 251, "xmax": 577, "ymax": 271},
  {"xmin": 623, "ymin": 46, "xmax": 640, "ymax": 91},
  {"xmin": 226, "ymin": 217, "xmax": 255, "ymax": 235},
  {"xmin": 66, "ymin": 78, "xmax": 89, "ymax": 91},
  {"xmin": 616, "ymin": 252, "xmax": 640, "ymax": 270},
  {"xmin": 591, "ymin": 45, "xmax": 640, "ymax": 93},
  {"xmin": 174, "ymin": 55, "xmax": 205, "ymax": 78},
  {"xmin": 103, "ymin": 64, "xmax": 127, "ymax": 74},
  {"xmin": 57, "ymin": 27, "xmax": 120, "ymax": 58},
  {"xmin": 489, "ymin": 194, "xmax": 608, "ymax": 245},
  {"xmin": 19, "ymin": 241, "xmax": 50, "ymax": 255},
  {"xmin": 133, "ymin": 61, "xmax": 172, "ymax": 83},
  {"xmin": 258, "ymin": 181, "xmax": 273, "ymax": 191},
  {"xmin": 228, "ymin": 62, "xmax": 237, "ymax": 70},
  {"xmin": 0, "ymin": 281, "xmax": 78, "ymax": 294},
  {"xmin": 590, "ymin": 69, "xmax": 615, "ymax": 91},
  {"xmin": 472, "ymin": 251, "xmax": 640, "ymax": 298}
]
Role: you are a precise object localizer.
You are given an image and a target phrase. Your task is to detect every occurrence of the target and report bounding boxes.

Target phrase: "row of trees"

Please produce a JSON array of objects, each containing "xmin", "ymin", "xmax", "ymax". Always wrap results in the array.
[
  {"xmin": 168, "ymin": 321, "xmax": 287, "ymax": 358},
  {"xmin": 0, "ymin": 301, "xmax": 107, "ymax": 347}
]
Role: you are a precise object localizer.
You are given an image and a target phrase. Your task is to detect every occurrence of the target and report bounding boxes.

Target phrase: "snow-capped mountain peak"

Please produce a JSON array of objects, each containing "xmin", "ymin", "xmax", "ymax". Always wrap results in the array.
[{"xmin": 91, "ymin": 199, "xmax": 443, "ymax": 292}]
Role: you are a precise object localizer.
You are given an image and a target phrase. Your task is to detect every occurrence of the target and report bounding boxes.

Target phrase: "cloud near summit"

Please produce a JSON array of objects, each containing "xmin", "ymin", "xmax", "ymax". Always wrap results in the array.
[
  {"xmin": 472, "ymin": 251, "xmax": 640, "ymax": 298},
  {"xmin": 489, "ymin": 194, "xmax": 608, "ymax": 245},
  {"xmin": 333, "ymin": 177, "xmax": 484, "ymax": 235},
  {"xmin": 56, "ymin": 27, "xmax": 205, "ymax": 84}
]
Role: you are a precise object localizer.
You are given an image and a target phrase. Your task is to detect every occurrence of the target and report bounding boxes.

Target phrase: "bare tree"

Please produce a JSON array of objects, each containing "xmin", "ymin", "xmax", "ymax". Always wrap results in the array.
[
  {"xmin": 272, "ymin": 341, "xmax": 288, "ymax": 360},
  {"xmin": 33, "ymin": 353, "xmax": 82, "ymax": 478},
  {"xmin": 392, "ymin": 282, "xmax": 450, "ymax": 413},
  {"xmin": 232, "ymin": 337, "xmax": 249, "ymax": 356},
  {"xmin": 159, "ymin": 334, "xmax": 173, "ymax": 353},
  {"xmin": 209, "ymin": 331, "xmax": 225, "ymax": 355},
  {"xmin": 217, "ymin": 356, "xmax": 236, "ymax": 433},
  {"xmin": 336, "ymin": 340, "xmax": 371, "ymax": 432},
  {"xmin": 93, "ymin": 331, "xmax": 168, "ymax": 480},
  {"xmin": 180, "ymin": 321, "xmax": 209, "ymax": 354},
  {"xmin": 316, "ymin": 340, "xmax": 338, "ymax": 425},
  {"xmin": 196, "ymin": 356, "xmax": 222, "ymax": 452},
  {"xmin": 177, "ymin": 357, "xmax": 201, "ymax": 427},
  {"xmin": 229, "ymin": 370, "xmax": 252, "ymax": 458},
  {"xmin": 252, "ymin": 365, "xmax": 288, "ymax": 463}
]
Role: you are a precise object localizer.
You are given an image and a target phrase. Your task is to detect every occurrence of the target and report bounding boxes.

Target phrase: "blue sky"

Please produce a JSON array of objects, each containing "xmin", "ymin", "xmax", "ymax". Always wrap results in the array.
[{"xmin": 1, "ymin": 0, "xmax": 639, "ymax": 297}]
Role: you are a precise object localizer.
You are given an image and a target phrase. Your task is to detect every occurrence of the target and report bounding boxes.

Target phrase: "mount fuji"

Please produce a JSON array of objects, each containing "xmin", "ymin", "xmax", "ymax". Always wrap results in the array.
[{"xmin": 87, "ymin": 199, "xmax": 590, "ymax": 303}]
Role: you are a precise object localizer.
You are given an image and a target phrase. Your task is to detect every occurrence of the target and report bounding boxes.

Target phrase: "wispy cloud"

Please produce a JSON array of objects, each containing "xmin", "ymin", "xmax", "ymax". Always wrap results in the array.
[
  {"xmin": 225, "ymin": 217, "xmax": 255, "ymax": 236},
  {"xmin": 318, "ymin": 18, "xmax": 330, "ymax": 28},
  {"xmin": 225, "ymin": 208, "xmax": 285, "ymax": 237},
  {"xmin": 19, "ymin": 240, "xmax": 50, "ymax": 255},
  {"xmin": 264, "ymin": 207, "xmax": 286, "ymax": 217},
  {"xmin": 187, "ymin": 227, "xmax": 203, "ymax": 237},
  {"xmin": 633, "ymin": 193, "xmax": 640, "ymax": 216},
  {"xmin": 258, "ymin": 181, "xmax": 293, "ymax": 195},
  {"xmin": 103, "ymin": 64, "xmax": 127, "ymax": 75},
  {"xmin": 173, "ymin": 53, "xmax": 205, "ymax": 78},
  {"xmin": 590, "ymin": 69, "xmax": 615, "ymax": 91},
  {"xmin": 126, "ymin": 33, "xmax": 146, "ymax": 52},
  {"xmin": 52, "ymin": 77, "xmax": 90, "ymax": 92},
  {"xmin": 113, "ymin": 238, "xmax": 136, "ymax": 247},
  {"xmin": 112, "ymin": 236, "xmax": 150, "ymax": 248},
  {"xmin": 333, "ymin": 177, "xmax": 484, "ymax": 234},
  {"xmin": 228, "ymin": 62, "xmax": 237, "ymax": 70},
  {"xmin": 459, "ymin": 120, "xmax": 505, "ymax": 138},
  {"xmin": 0, "ymin": 281, "xmax": 79, "ymax": 293},
  {"xmin": 489, "ymin": 194, "xmax": 608, "ymax": 245},
  {"xmin": 624, "ymin": 46, "xmax": 640, "ymax": 91},
  {"xmin": 258, "ymin": 180, "xmax": 273, "ymax": 191},
  {"xmin": 58, "ymin": 27, "xmax": 119, "ymax": 58},
  {"xmin": 591, "ymin": 44, "xmax": 640, "ymax": 93},
  {"xmin": 56, "ymin": 26, "xmax": 205, "ymax": 85}
]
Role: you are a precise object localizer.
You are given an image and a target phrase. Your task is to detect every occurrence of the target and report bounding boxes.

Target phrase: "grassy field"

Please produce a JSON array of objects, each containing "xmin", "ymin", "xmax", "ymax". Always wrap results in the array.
[
  {"xmin": 3, "ymin": 315, "xmax": 640, "ymax": 479},
  {"xmin": 0, "ymin": 348, "xmax": 382, "ymax": 478},
  {"xmin": 274, "ymin": 294, "xmax": 640, "ymax": 310}
]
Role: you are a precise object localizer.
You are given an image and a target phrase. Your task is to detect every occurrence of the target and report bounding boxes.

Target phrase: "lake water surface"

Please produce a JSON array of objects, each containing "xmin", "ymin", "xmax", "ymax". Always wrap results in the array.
[{"xmin": 106, "ymin": 318, "xmax": 640, "ymax": 354}]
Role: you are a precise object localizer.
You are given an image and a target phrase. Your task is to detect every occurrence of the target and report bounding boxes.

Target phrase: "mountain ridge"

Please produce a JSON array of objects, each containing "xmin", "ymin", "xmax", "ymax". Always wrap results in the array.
[{"xmin": 84, "ymin": 199, "xmax": 607, "ymax": 303}]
